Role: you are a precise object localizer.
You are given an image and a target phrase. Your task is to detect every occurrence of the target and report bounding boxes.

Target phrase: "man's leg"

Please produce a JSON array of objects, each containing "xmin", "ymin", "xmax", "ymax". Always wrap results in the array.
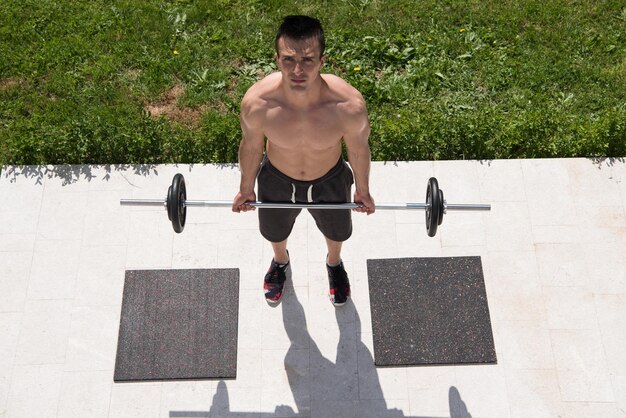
[
  {"xmin": 325, "ymin": 237, "xmax": 342, "ymax": 265},
  {"xmin": 271, "ymin": 239, "xmax": 290, "ymax": 264}
]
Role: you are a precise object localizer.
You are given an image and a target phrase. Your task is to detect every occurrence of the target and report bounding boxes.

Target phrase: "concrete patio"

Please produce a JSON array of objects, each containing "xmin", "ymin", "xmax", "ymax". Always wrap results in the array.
[{"xmin": 1, "ymin": 158, "xmax": 625, "ymax": 417}]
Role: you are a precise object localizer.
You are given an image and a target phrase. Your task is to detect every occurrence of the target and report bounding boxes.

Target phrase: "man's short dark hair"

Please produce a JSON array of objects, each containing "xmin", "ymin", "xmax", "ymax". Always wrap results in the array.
[{"xmin": 275, "ymin": 15, "xmax": 325, "ymax": 58}]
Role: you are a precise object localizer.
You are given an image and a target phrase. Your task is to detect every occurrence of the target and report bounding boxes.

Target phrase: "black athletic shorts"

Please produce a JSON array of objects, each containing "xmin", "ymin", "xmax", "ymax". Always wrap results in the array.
[{"xmin": 257, "ymin": 157, "xmax": 354, "ymax": 243}]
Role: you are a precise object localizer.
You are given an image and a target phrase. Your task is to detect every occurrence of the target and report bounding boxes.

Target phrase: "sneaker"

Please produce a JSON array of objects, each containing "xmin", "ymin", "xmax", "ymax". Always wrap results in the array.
[
  {"xmin": 264, "ymin": 258, "xmax": 290, "ymax": 305},
  {"xmin": 327, "ymin": 261, "xmax": 350, "ymax": 307}
]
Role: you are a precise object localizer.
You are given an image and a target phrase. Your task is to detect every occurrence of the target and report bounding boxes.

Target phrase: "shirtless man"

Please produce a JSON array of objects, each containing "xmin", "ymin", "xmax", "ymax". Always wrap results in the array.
[{"xmin": 232, "ymin": 15, "xmax": 375, "ymax": 307}]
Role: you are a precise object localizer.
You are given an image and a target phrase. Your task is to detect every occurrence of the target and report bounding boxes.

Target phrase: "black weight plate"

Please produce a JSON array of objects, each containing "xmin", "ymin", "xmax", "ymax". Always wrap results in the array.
[
  {"xmin": 438, "ymin": 188, "xmax": 444, "ymax": 226},
  {"xmin": 426, "ymin": 177, "xmax": 441, "ymax": 237},
  {"xmin": 425, "ymin": 183, "xmax": 431, "ymax": 234},
  {"xmin": 170, "ymin": 173, "xmax": 187, "ymax": 233},
  {"xmin": 167, "ymin": 185, "xmax": 173, "ymax": 221},
  {"xmin": 178, "ymin": 175, "xmax": 187, "ymax": 231}
]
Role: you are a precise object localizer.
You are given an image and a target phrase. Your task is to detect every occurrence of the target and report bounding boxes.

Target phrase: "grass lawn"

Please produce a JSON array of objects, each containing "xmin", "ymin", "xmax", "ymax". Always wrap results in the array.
[{"xmin": 1, "ymin": 0, "xmax": 624, "ymax": 165}]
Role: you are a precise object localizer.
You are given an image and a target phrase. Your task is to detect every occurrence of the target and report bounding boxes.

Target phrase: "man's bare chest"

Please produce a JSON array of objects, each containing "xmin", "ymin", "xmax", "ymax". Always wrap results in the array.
[{"xmin": 264, "ymin": 107, "xmax": 343, "ymax": 148}]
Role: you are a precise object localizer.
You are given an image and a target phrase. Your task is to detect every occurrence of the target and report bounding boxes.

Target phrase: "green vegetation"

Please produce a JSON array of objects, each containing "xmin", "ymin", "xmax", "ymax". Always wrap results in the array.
[{"xmin": 1, "ymin": 0, "xmax": 624, "ymax": 165}]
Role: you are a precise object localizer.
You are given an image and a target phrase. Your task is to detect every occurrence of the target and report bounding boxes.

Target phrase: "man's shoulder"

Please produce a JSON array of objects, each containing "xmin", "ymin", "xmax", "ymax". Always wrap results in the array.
[
  {"xmin": 241, "ymin": 72, "xmax": 282, "ymax": 112},
  {"xmin": 321, "ymin": 74, "xmax": 358, "ymax": 95},
  {"xmin": 322, "ymin": 74, "xmax": 367, "ymax": 116}
]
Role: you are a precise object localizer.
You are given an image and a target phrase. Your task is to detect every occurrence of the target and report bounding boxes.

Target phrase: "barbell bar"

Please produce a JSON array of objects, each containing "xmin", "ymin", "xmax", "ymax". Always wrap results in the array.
[{"xmin": 120, "ymin": 173, "xmax": 491, "ymax": 237}]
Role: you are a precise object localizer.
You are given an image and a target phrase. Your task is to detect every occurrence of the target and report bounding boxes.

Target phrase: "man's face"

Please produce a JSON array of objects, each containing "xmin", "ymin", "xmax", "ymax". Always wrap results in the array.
[{"xmin": 275, "ymin": 36, "xmax": 326, "ymax": 91}]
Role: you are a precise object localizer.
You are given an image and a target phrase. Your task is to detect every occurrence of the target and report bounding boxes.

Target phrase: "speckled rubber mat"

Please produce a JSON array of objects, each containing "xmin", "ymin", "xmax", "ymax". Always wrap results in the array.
[
  {"xmin": 114, "ymin": 269, "xmax": 239, "ymax": 382},
  {"xmin": 367, "ymin": 257, "xmax": 496, "ymax": 367}
]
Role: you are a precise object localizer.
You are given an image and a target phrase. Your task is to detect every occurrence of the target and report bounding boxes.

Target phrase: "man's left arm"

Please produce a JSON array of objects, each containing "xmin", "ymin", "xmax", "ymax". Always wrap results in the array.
[{"xmin": 343, "ymin": 96, "xmax": 375, "ymax": 214}]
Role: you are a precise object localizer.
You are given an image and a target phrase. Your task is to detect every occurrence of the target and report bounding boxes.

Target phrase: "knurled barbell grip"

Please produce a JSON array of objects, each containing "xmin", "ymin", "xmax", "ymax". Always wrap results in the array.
[{"xmin": 187, "ymin": 201, "xmax": 419, "ymax": 210}]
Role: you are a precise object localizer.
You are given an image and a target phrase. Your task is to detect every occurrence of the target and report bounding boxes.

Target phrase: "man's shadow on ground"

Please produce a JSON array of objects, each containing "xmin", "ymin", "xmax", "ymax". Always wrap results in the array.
[{"xmin": 171, "ymin": 285, "xmax": 472, "ymax": 417}]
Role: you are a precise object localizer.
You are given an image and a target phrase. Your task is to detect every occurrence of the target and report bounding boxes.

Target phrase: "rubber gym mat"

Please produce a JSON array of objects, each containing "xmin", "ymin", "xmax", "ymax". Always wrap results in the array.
[
  {"xmin": 114, "ymin": 268, "xmax": 239, "ymax": 381},
  {"xmin": 367, "ymin": 257, "xmax": 496, "ymax": 367}
]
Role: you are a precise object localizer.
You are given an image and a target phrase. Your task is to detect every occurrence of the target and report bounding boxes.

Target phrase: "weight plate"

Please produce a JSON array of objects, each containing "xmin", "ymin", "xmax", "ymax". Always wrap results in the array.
[
  {"xmin": 438, "ymin": 188, "xmax": 444, "ymax": 226},
  {"xmin": 425, "ymin": 185, "xmax": 431, "ymax": 232},
  {"xmin": 426, "ymin": 177, "xmax": 440, "ymax": 237},
  {"xmin": 170, "ymin": 173, "xmax": 187, "ymax": 233},
  {"xmin": 167, "ymin": 185, "xmax": 173, "ymax": 221}
]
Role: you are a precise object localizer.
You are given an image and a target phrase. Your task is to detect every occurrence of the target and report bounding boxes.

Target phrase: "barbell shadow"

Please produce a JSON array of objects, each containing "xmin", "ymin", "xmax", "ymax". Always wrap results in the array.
[
  {"xmin": 171, "ymin": 384, "xmax": 472, "ymax": 418},
  {"xmin": 170, "ymin": 284, "xmax": 474, "ymax": 417}
]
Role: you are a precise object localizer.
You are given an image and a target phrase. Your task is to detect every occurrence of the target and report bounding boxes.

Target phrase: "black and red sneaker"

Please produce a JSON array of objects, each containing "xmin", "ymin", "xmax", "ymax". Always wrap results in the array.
[
  {"xmin": 327, "ymin": 261, "xmax": 350, "ymax": 307},
  {"xmin": 264, "ymin": 258, "xmax": 290, "ymax": 305}
]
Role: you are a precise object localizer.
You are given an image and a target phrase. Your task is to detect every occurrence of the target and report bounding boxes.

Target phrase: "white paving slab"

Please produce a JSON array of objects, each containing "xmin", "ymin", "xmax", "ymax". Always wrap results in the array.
[{"xmin": 0, "ymin": 158, "xmax": 625, "ymax": 417}]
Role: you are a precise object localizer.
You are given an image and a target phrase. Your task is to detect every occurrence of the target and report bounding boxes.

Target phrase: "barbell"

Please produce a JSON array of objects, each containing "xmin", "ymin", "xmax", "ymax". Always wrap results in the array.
[{"xmin": 120, "ymin": 173, "xmax": 491, "ymax": 237}]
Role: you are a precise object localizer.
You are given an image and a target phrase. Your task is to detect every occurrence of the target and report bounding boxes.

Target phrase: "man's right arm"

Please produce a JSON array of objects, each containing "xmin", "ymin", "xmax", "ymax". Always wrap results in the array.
[{"xmin": 232, "ymin": 95, "xmax": 266, "ymax": 212}]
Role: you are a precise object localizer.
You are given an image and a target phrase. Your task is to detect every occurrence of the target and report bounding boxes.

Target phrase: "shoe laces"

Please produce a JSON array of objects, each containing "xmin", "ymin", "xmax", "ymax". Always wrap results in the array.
[
  {"xmin": 328, "ymin": 263, "xmax": 348, "ymax": 288},
  {"xmin": 266, "ymin": 261, "xmax": 287, "ymax": 284}
]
